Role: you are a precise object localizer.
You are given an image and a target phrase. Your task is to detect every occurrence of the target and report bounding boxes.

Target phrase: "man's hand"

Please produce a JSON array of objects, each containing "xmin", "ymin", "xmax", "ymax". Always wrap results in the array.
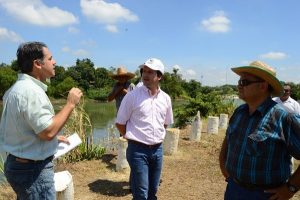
[
  {"xmin": 67, "ymin": 87, "xmax": 83, "ymax": 108},
  {"xmin": 265, "ymin": 184, "xmax": 294, "ymax": 200},
  {"xmin": 57, "ymin": 135, "xmax": 70, "ymax": 145}
]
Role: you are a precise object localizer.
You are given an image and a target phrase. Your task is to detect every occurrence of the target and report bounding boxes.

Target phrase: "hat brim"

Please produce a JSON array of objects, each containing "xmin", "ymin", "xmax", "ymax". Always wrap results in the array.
[
  {"xmin": 110, "ymin": 73, "xmax": 135, "ymax": 80},
  {"xmin": 139, "ymin": 64, "xmax": 164, "ymax": 74},
  {"xmin": 231, "ymin": 66, "xmax": 283, "ymax": 97}
]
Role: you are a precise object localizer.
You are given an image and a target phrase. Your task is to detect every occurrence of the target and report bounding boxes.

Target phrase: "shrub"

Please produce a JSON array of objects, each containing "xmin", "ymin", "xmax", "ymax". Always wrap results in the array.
[
  {"xmin": 58, "ymin": 97, "xmax": 105, "ymax": 163},
  {"xmin": 86, "ymin": 87, "xmax": 110, "ymax": 101},
  {"xmin": 173, "ymin": 92, "xmax": 236, "ymax": 128}
]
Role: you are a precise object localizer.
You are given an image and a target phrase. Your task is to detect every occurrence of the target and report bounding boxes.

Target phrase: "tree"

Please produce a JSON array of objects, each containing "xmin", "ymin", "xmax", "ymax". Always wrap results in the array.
[
  {"xmin": 161, "ymin": 69, "xmax": 184, "ymax": 99},
  {"xmin": 74, "ymin": 59, "xmax": 96, "ymax": 91},
  {"xmin": 182, "ymin": 79, "xmax": 202, "ymax": 98},
  {"xmin": 0, "ymin": 67, "xmax": 17, "ymax": 99},
  {"xmin": 10, "ymin": 60, "xmax": 20, "ymax": 72},
  {"xmin": 48, "ymin": 77, "xmax": 78, "ymax": 98},
  {"xmin": 94, "ymin": 67, "xmax": 114, "ymax": 88},
  {"xmin": 50, "ymin": 65, "xmax": 66, "ymax": 86}
]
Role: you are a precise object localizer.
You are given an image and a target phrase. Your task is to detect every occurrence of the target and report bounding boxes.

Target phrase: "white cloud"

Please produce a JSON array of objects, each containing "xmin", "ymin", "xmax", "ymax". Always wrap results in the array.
[
  {"xmin": 186, "ymin": 69, "xmax": 196, "ymax": 77},
  {"xmin": 72, "ymin": 49, "xmax": 89, "ymax": 57},
  {"xmin": 80, "ymin": 39, "xmax": 97, "ymax": 47},
  {"xmin": 0, "ymin": 0, "xmax": 78, "ymax": 27},
  {"xmin": 171, "ymin": 65, "xmax": 197, "ymax": 80},
  {"xmin": 201, "ymin": 10, "xmax": 230, "ymax": 33},
  {"xmin": 105, "ymin": 25, "xmax": 118, "ymax": 33},
  {"xmin": 61, "ymin": 46, "xmax": 89, "ymax": 57},
  {"xmin": 80, "ymin": 0, "xmax": 138, "ymax": 32},
  {"xmin": 259, "ymin": 52, "xmax": 288, "ymax": 60},
  {"xmin": 172, "ymin": 64, "xmax": 181, "ymax": 71},
  {"xmin": 68, "ymin": 27, "xmax": 79, "ymax": 34},
  {"xmin": 0, "ymin": 27, "xmax": 23, "ymax": 43},
  {"xmin": 61, "ymin": 46, "xmax": 71, "ymax": 53}
]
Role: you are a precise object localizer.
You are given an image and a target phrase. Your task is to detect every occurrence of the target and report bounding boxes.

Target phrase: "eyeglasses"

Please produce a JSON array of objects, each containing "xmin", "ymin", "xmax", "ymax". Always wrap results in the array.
[{"xmin": 238, "ymin": 79, "xmax": 264, "ymax": 87}]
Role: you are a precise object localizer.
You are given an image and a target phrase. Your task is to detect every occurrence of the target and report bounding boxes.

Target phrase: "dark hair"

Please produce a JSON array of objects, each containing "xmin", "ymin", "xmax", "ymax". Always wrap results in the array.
[
  {"xmin": 17, "ymin": 41, "xmax": 47, "ymax": 73},
  {"xmin": 140, "ymin": 68, "xmax": 163, "ymax": 78}
]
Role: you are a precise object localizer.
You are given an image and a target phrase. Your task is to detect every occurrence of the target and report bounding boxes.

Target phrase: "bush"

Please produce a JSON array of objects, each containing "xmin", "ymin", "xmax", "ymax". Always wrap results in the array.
[
  {"xmin": 0, "ymin": 67, "xmax": 17, "ymax": 99},
  {"xmin": 86, "ymin": 87, "xmax": 110, "ymax": 101},
  {"xmin": 58, "ymin": 97, "xmax": 105, "ymax": 163},
  {"xmin": 48, "ymin": 77, "xmax": 78, "ymax": 98},
  {"xmin": 173, "ymin": 92, "xmax": 236, "ymax": 128}
]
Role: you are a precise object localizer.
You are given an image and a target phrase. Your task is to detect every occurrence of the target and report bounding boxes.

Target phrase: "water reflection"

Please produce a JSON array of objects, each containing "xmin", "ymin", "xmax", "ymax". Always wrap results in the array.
[{"xmin": 51, "ymin": 100, "xmax": 118, "ymax": 145}]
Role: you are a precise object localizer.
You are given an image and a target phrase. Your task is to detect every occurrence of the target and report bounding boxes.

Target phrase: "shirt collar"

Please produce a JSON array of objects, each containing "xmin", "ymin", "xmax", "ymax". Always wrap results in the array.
[
  {"xmin": 18, "ymin": 73, "xmax": 48, "ymax": 92},
  {"xmin": 255, "ymin": 97, "xmax": 276, "ymax": 116},
  {"xmin": 141, "ymin": 85, "xmax": 161, "ymax": 97}
]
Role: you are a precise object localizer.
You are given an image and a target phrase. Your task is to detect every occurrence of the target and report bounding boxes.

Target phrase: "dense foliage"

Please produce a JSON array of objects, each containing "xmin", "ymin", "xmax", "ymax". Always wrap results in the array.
[
  {"xmin": 4, "ymin": 58, "xmax": 300, "ymax": 129},
  {"xmin": 0, "ymin": 58, "xmax": 240, "ymax": 101},
  {"xmin": 174, "ymin": 92, "xmax": 236, "ymax": 128}
]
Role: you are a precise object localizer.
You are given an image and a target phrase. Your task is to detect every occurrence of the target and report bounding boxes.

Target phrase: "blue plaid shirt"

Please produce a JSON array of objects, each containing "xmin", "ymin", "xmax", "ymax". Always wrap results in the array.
[{"xmin": 225, "ymin": 97, "xmax": 300, "ymax": 185}]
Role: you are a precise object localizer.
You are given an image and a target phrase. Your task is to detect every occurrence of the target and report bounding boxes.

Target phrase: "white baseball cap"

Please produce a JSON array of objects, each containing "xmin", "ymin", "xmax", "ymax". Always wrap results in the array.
[{"xmin": 139, "ymin": 58, "xmax": 164, "ymax": 74}]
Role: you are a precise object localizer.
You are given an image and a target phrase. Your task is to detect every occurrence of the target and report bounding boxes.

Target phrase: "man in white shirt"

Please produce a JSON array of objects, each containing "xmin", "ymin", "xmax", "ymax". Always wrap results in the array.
[
  {"xmin": 273, "ymin": 83, "xmax": 300, "ymax": 173},
  {"xmin": 116, "ymin": 58, "xmax": 173, "ymax": 200},
  {"xmin": 273, "ymin": 83, "xmax": 300, "ymax": 114}
]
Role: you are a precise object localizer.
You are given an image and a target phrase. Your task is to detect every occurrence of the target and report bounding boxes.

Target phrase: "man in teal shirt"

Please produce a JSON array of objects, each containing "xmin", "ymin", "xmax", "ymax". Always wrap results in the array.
[{"xmin": 0, "ymin": 41, "xmax": 82, "ymax": 199}]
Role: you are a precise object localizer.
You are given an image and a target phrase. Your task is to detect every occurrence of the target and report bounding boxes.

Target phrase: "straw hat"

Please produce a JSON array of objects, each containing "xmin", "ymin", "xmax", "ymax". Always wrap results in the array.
[
  {"xmin": 110, "ymin": 67, "xmax": 135, "ymax": 80},
  {"xmin": 231, "ymin": 61, "xmax": 283, "ymax": 96}
]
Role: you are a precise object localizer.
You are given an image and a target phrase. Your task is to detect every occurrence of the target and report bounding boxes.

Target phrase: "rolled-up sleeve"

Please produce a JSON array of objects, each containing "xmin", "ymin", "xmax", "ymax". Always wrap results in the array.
[
  {"xmin": 165, "ymin": 96, "xmax": 174, "ymax": 125},
  {"xmin": 116, "ymin": 92, "xmax": 133, "ymax": 125}
]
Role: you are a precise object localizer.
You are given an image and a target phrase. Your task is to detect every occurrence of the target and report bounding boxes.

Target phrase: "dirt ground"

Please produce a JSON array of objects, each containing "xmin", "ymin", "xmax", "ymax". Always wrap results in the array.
[{"xmin": 1, "ymin": 127, "xmax": 300, "ymax": 200}]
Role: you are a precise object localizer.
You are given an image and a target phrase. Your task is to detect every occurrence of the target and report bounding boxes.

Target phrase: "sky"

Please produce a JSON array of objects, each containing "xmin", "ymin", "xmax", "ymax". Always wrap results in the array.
[{"xmin": 0, "ymin": 0, "xmax": 300, "ymax": 86}]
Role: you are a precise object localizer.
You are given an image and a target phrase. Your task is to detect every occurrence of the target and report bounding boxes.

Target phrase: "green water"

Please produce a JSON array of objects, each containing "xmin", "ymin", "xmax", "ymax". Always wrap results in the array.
[{"xmin": 0, "ymin": 100, "xmax": 117, "ymax": 141}]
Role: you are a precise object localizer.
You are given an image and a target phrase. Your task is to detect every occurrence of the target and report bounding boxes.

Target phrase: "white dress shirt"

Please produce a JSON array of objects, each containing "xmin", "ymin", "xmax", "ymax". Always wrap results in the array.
[
  {"xmin": 116, "ymin": 85, "xmax": 173, "ymax": 145},
  {"xmin": 273, "ymin": 96, "xmax": 300, "ymax": 114}
]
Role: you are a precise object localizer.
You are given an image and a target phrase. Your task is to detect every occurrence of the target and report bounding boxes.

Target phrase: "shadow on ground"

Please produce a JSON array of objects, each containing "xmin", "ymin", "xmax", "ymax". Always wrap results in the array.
[
  {"xmin": 100, "ymin": 154, "xmax": 117, "ymax": 170},
  {"xmin": 88, "ymin": 179, "xmax": 131, "ymax": 197}
]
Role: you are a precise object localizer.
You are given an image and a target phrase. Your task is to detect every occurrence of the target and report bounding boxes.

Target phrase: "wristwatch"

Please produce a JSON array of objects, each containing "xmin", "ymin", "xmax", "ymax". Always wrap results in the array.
[{"xmin": 287, "ymin": 181, "xmax": 299, "ymax": 193}]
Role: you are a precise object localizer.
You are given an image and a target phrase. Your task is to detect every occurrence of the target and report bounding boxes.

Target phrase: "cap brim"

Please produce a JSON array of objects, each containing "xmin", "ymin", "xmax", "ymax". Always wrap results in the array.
[
  {"xmin": 139, "ymin": 64, "xmax": 159, "ymax": 71},
  {"xmin": 231, "ymin": 66, "xmax": 283, "ymax": 97}
]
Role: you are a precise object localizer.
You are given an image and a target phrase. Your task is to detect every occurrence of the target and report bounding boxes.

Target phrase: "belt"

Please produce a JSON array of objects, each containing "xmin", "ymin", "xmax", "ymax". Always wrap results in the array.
[
  {"xmin": 233, "ymin": 178, "xmax": 283, "ymax": 190},
  {"xmin": 9, "ymin": 154, "xmax": 54, "ymax": 164},
  {"xmin": 128, "ymin": 139, "xmax": 162, "ymax": 148}
]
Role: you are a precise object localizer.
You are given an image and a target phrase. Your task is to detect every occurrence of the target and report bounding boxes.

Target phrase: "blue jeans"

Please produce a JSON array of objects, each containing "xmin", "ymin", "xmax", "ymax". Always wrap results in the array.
[
  {"xmin": 4, "ymin": 154, "xmax": 56, "ymax": 200},
  {"xmin": 224, "ymin": 178, "xmax": 273, "ymax": 200},
  {"xmin": 127, "ymin": 141, "xmax": 163, "ymax": 200}
]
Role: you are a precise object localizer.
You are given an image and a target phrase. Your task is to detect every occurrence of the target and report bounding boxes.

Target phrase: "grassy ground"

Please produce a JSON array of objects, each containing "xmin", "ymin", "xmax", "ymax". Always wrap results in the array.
[{"xmin": 1, "ymin": 125, "xmax": 300, "ymax": 200}]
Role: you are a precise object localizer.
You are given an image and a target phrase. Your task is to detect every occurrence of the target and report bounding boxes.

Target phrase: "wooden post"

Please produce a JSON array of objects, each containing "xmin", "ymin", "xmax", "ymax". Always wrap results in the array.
[
  {"xmin": 207, "ymin": 116, "xmax": 219, "ymax": 134},
  {"xmin": 190, "ymin": 111, "xmax": 202, "ymax": 141},
  {"xmin": 164, "ymin": 128, "xmax": 180, "ymax": 155},
  {"xmin": 116, "ymin": 137, "xmax": 129, "ymax": 172},
  {"xmin": 55, "ymin": 171, "xmax": 74, "ymax": 200}
]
